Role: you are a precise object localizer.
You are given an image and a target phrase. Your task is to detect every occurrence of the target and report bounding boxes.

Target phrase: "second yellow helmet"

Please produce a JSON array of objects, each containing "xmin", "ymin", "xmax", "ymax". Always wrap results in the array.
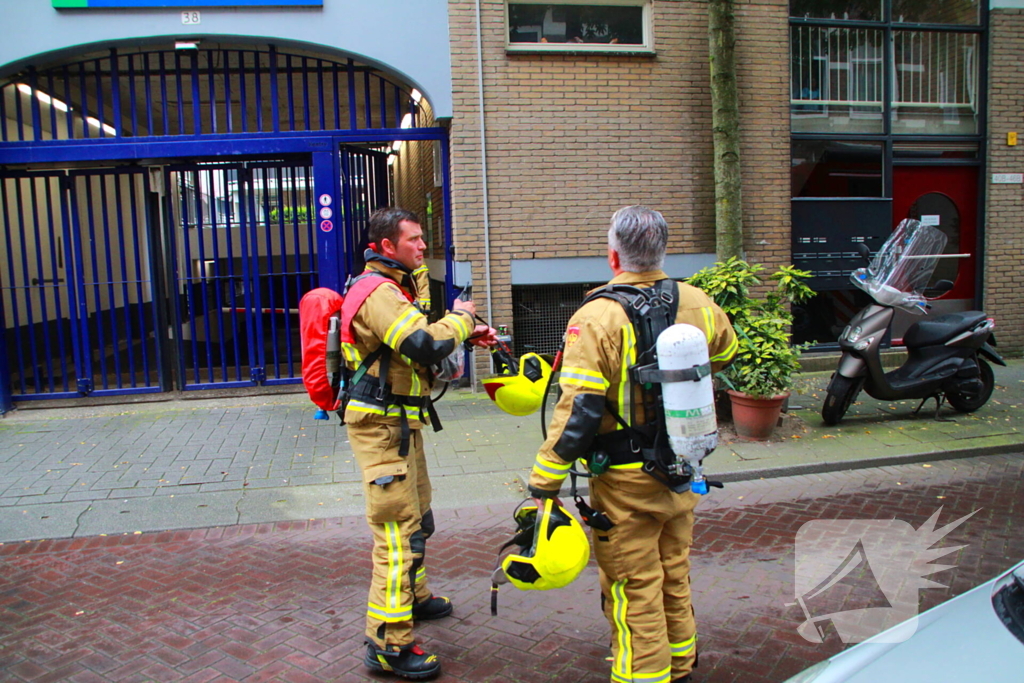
[{"xmin": 482, "ymin": 352, "xmax": 552, "ymax": 416}]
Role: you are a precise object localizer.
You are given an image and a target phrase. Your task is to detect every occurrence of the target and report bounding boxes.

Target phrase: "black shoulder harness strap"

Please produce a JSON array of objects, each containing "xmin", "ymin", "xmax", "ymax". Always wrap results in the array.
[
  {"xmin": 582, "ymin": 278, "xmax": 680, "ymax": 379},
  {"xmin": 581, "ymin": 279, "xmax": 696, "ymax": 492},
  {"xmin": 340, "ymin": 271, "xmax": 442, "ymax": 457}
]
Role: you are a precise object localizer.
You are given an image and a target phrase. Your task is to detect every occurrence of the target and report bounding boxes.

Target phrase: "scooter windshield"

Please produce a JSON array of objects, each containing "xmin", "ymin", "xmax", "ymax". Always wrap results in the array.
[{"xmin": 850, "ymin": 219, "xmax": 948, "ymax": 314}]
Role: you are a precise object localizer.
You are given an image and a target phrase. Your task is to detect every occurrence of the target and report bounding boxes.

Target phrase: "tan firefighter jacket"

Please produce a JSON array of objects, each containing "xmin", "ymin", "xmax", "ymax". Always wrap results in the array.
[
  {"xmin": 412, "ymin": 264, "xmax": 431, "ymax": 315},
  {"xmin": 342, "ymin": 258, "xmax": 474, "ymax": 428},
  {"xmin": 528, "ymin": 270, "xmax": 738, "ymax": 496}
]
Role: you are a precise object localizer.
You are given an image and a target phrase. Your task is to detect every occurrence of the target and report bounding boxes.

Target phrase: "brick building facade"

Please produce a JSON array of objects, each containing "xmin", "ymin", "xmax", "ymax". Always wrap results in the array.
[
  {"xmin": 985, "ymin": 8, "xmax": 1024, "ymax": 354},
  {"xmin": 448, "ymin": 0, "xmax": 794, "ymax": 377},
  {"xmin": 445, "ymin": 0, "xmax": 1024, "ymax": 380}
]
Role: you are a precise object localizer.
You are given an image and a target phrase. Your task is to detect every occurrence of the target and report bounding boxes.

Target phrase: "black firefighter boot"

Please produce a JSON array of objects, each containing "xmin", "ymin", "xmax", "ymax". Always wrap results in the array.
[
  {"xmin": 364, "ymin": 642, "xmax": 441, "ymax": 680},
  {"xmin": 412, "ymin": 595, "xmax": 453, "ymax": 621}
]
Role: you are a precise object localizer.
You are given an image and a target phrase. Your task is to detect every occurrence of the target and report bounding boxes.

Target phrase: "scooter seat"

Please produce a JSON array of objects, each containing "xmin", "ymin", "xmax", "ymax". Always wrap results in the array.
[{"xmin": 903, "ymin": 311, "xmax": 988, "ymax": 348}]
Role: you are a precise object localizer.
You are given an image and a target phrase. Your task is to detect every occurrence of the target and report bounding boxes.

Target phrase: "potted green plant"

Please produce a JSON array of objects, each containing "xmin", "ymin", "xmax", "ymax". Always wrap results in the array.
[{"xmin": 687, "ymin": 258, "xmax": 815, "ymax": 440}]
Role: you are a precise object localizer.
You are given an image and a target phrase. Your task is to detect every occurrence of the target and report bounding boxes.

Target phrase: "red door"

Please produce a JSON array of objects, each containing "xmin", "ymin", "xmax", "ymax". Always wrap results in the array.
[{"xmin": 892, "ymin": 166, "xmax": 978, "ymax": 303}]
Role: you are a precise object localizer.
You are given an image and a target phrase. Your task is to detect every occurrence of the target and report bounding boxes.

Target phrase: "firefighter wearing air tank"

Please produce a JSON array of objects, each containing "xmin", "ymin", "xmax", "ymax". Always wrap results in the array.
[
  {"xmin": 345, "ymin": 207, "xmax": 496, "ymax": 680},
  {"xmin": 529, "ymin": 206, "xmax": 737, "ymax": 683}
]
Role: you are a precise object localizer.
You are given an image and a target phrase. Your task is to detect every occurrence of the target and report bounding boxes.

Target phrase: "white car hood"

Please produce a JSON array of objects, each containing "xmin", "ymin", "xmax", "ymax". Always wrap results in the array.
[{"xmin": 815, "ymin": 570, "xmax": 1024, "ymax": 682}]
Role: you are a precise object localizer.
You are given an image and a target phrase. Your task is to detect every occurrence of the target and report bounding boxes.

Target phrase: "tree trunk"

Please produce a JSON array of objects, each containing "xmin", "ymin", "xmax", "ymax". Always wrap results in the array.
[{"xmin": 708, "ymin": 0, "xmax": 744, "ymax": 260}]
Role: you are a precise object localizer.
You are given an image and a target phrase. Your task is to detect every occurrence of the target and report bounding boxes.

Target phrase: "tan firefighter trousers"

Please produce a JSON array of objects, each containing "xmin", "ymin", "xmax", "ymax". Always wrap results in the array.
[
  {"xmin": 348, "ymin": 422, "xmax": 434, "ymax": 647},
  {"xmin": 590, "ymin": 470, "xmax": 699, "ymax": 683}
]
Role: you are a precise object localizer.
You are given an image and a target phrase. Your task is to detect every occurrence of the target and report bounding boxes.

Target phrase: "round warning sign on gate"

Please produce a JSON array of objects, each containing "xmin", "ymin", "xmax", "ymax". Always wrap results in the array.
[
  {"xmin": 319, "ymin": 194, "xmax": 332, "ymax": 207},
  {"xmin": 319, "ymin": 207, "xmax": 333, "ymax": 220},
  {"xmin": 320, "ymin": 219, "xmax": 334, "ymax": 233}
]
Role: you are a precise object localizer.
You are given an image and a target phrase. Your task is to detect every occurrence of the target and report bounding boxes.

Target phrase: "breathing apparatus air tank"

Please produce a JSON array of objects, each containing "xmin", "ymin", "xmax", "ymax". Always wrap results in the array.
[
  {"xmin": 315, "ymin": 313, "xmax": 343, "ymax": 420},
  {"xmin": 656, "ymin": 323, "xmax": 718, "ymax": 494}
]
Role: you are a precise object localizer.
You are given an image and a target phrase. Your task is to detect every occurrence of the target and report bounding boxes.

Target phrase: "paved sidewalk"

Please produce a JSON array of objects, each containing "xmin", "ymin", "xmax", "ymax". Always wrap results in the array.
[
  {"xmin": 1, "ymin": 360, "xmax": 1023, "ymax": 543},
  {"xmin": 2, "ymin": 453, "xmax": 1021, "ymax": 682}
]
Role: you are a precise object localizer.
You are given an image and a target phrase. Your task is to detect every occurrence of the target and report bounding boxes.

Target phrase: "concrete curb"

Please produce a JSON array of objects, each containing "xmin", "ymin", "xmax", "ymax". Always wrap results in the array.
[
  {"xmin": 559, "ymin": 440, "xmax": 1024, "ymax": 498},
  {"xmin": 715, "ymin": 441, "xmax": 1024, "ymax": 483}
]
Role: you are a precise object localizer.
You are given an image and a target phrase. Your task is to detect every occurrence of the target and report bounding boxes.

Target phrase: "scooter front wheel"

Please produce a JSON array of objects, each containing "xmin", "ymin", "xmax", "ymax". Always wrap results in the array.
[
  {"xmin": 945, "ymin": 358, "xmax": 995, "ymax": 413},
  {"xmin": 822, "ymin": 375, "xmax": 865, "ymax": 426}
]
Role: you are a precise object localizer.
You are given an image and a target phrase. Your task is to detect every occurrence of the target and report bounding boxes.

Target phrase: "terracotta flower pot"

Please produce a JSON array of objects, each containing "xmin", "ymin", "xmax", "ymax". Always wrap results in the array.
[{"xmin": 727, "ymin": 390, "xmax": 789, "ymax": 441}]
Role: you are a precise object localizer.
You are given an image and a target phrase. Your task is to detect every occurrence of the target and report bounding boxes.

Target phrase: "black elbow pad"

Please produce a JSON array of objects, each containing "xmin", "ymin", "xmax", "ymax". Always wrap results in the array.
[
  {"xmin": 399, "ymin": 330, "xmax": 456, "ymax": 366},
  {"xmin": 553, "ymin": 393, "xmax": 604, "ymax": 461}
]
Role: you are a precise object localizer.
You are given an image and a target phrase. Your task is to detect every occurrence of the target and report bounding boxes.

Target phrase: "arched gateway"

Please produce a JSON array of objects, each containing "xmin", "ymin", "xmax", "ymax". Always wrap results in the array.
[{"xmin": 0, "ymin": 41, "xmax": 453, "ymax": 408}]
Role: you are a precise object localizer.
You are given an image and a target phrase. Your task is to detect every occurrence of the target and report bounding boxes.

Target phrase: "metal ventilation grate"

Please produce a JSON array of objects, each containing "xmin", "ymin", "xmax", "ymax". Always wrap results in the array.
[{"xmin": 511, "ymin": 283, "xmax": 603, "ymax": 357}]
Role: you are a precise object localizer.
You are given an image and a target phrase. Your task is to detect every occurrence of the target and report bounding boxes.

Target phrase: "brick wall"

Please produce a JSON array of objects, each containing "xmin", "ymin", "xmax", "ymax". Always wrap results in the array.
[
  {"xmin": 392, "ymin": 100, "xmax": 447, "ymax": 262},
  {"xmin": 447, "ymin": 0, "xmax": 792, "ymax": 378},
  {"xmin": 732, "ymin": 0, "xmax": 792, "ymax": 269},
  {"xmin": 985, "ymin": 9, "xmax": 1024, "ymax": 356}
]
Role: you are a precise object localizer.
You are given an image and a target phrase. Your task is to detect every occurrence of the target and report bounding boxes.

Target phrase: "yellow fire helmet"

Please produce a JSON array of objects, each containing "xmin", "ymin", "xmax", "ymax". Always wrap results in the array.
[
  {"xmin": 497, "ymin": 499, "xmax": 590, "ymax": 592},
  {"xmin": 482, "ymin": 352, "xmax": 552, "ymax": 416}
]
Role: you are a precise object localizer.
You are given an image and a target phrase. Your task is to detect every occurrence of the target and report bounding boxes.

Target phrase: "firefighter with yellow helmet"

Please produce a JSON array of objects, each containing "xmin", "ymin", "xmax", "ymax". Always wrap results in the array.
[{"xmin": 526, "ymin": 206, "xmax": 737, "ymax": 683}]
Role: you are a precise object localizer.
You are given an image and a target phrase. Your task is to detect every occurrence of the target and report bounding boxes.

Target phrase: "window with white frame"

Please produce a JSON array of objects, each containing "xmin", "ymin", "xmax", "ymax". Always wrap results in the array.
[{"xmin": 506, "ymin": 0, "xmax": 651, "ymax": 53}]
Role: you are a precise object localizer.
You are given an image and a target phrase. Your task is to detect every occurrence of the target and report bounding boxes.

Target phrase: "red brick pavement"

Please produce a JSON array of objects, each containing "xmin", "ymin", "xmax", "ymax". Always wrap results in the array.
[{"xmin": 2, "ymin": 454, "xmax": 1022, "ymax": 683}]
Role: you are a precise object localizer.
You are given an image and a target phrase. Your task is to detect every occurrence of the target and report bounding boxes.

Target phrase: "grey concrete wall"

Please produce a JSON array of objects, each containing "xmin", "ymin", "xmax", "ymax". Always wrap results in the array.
[{"xmin": 0, "ymin": 0, "xmax": 454, "ymax": 118}]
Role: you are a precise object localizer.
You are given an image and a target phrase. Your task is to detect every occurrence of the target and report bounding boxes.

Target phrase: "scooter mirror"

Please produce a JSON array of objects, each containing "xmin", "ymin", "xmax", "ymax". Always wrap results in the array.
[{"xmin": 856, "ymin": 243, "xmax": 872, "ymax": 262}]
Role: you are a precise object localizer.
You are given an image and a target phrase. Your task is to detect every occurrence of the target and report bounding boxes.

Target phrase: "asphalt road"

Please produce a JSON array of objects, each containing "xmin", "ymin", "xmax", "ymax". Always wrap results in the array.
[{"xmin": 2, "ymin": 453, "xmax": 1021, "ymax": 682}]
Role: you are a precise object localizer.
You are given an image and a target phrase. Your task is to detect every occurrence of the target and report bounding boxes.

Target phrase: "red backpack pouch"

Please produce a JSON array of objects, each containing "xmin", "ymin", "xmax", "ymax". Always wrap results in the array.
[{"xmin": 299, "ymin": 287, "xmax": 344, "ymax": 411}]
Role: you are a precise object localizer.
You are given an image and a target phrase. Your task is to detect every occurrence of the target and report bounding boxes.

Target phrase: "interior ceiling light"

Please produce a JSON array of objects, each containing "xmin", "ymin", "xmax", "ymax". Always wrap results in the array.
[
  {"xmin": 17, "ymin": 83, "xmax": 70, "ymax": 112},
  {"xmin": 400, "ymin": 113, "xmax": 413, "ymax": 129},
  {"xmin": 175, "ymin": 40, "xmax": 200, "ymax": 50},
  {"xmin": 411, "ymin": 89, "xmax": 422, "ymax": 104}
]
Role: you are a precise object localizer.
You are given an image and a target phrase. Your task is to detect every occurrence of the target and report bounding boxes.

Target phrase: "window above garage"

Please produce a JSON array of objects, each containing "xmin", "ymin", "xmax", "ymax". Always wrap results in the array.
[{"xmin": 506, "ymin": 0, "xmax": 653, "ymax": 54}]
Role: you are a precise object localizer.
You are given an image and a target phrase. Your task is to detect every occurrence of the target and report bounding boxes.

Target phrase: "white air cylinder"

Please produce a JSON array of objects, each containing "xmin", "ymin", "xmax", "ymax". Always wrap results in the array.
[{"xmin": 656, "ymin": 323, "xmax": 718, "ymax": 464}]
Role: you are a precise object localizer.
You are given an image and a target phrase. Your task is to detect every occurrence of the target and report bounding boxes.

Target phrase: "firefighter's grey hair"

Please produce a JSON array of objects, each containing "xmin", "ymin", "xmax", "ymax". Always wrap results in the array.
[{"xmin": 608, "ymin": 205, "xmax": 668, "ymax": 272}]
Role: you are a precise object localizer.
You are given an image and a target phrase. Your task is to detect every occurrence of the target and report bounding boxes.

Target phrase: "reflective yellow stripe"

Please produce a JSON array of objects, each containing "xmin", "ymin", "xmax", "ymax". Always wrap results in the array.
[
  {"xmin": 376, "ymin": 652, "xmax": 394, "ymax": 671},
  {"xmin": 347, "ymin": 401, "xmax": 426, "ymax": 421},
  {"xmin": 609, "ymin": 462, "xmax": 644, "ymax": 470},
  {"xmin": 412, "ymin": 265, "xmax": 429, "ymax": 276},
  {"xmin": 342, "ymin": 342, "xmax": 362, "ymax": 363},
  {"xmin": 367, "ymin": 602, "xmax": 412, "ymax": 623},
  {"xmin": 402, "ymin": 355, "xmax": 422, "ymax": 396},
  {"xmin": 366, "ymin": 522, "xmax": 409, "ymax": 624},
  {"xmin": 347, "ymin": 400, "xmax": 388, "ymax": 416},
  {"xmin": 633, "ymin": 668, "xmax": 671, "ymax": 683},
  {"xmin": 416, "ymin": 566, "xmax": 426, "ymax": 581},
  {"xmin": 617, "ymin": 324, "xmax": 636, "ymax": 431},
  {"xmin": 532, "ymin": 457, "xmax": 572, "ymax": 481},
  {"xmin": 671, "ymin": 634, "xmax": 697, "ymax": 657},
  {"xmin": 385, "ymin": 521, "xmax": 403, "ymax": 610},
  {"xmin": 700, "ymin": 306, "xmax": 715, "ymax": 343},
  {"xmin": 611, "ymin": 579, "xmax": 633, "ymax": 681},
  {"xmin": 383, "ymin": 308, "xmax": 423, "ymax": 348},
  {"xmin": 448, "ymin": 311, "xmax": 472, "ymax": 340},
  {"xmin": 710, "ymin": 334, "xmax": 739, "ymax": 363},
  {"xmin": 560, "ymin": 366, "xmax": 609, "ymax": 392}
]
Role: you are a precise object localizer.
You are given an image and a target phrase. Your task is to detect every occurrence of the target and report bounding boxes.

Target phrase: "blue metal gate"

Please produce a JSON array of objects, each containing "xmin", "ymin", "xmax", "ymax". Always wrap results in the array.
[
  {"xmin": 1, "ymin": 43, "xmax": 454, "ymax": 408},
  {"xmin": 164, "ymin": 158, "xmax": 323, "ymax": 390},
  {"xmin": 0, "ymin": 167, "xmax": 162, "ymax": 399},
  {"xmin": 341, "ymin": 146, "xmax": 391, "ymax": 275}
]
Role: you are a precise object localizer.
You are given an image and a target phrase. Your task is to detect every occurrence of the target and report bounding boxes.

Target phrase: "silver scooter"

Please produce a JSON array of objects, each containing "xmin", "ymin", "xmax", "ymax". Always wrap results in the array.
[{"xmin": 822, "ymin": 219, "xmax": 1005, "ymax": 425}]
